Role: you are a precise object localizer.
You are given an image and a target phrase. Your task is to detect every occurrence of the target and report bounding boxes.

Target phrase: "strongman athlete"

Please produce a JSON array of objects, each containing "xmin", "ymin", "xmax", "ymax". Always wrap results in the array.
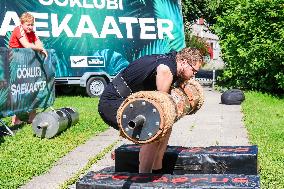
[{"xmin": 98, "ymin": 47, "xmax": 203, "ymax": 173}]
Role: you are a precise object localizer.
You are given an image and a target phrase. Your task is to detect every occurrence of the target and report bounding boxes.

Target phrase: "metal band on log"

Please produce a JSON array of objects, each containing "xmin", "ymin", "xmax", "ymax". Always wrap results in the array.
[
  {"xmin": 117, "ymin": 91, "xmax": 177, "ymax": 144},
  {"xmin": 170, "ymin": 87, "xmax": 191, "ymax": 118},
  {"xmin": 179, "ymin": 79, "xmax": 204, "ymax": 114}
]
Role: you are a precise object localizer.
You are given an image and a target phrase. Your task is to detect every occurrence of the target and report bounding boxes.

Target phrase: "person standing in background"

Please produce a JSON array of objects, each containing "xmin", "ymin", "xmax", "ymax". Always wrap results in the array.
[{"xmin": 9, "ymin": 12, "xmax": 48, "ymax": 126}]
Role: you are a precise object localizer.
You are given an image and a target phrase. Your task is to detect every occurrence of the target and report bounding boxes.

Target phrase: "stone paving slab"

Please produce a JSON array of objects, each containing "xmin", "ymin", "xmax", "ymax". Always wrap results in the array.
[
  {"xmin": 20, "ymin": 129, "xmax": 120, "ymax": 189},
  {"xmin": 21, "ymin": 87, "xmax": 250, "ymax": 189}
]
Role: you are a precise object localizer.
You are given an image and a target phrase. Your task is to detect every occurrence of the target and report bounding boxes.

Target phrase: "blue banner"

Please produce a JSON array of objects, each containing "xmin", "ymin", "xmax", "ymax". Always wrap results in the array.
[
  {"xmin": 0, "ymin": 0, "xmax": 185, "ymax": 78},
  {"xmin": 0, "ymin": 48, "xmax": 56, "ymax": 118}
]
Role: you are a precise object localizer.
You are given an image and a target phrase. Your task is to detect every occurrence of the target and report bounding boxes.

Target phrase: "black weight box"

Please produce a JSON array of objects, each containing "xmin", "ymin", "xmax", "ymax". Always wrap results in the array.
[{"xmin": 115, "ymin": 144, "xmax": 258, "ymax": 175}]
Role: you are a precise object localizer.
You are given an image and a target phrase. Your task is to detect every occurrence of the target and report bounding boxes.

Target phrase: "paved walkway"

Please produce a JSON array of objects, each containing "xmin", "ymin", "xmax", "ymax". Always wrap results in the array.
[{"xmin": 21, "ymin": 87, "xmax": 250, "ymax": 189}]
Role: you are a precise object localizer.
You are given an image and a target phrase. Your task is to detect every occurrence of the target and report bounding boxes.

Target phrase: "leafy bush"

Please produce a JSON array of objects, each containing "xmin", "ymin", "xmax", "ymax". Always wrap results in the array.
[
  {"xmin": 212, "ymin": 0, "xmax": 284, "ymax": 94},
  {"xmin": 184, "ymin": 30, "xmax": 209, "ymax": 56},
  {"xmin": 182, "ymin": 0, "xmax": 283, "ymax": 94},
  {"xmin": 182, "ymin": 0, "xmax": 240, "ymax": 25}
]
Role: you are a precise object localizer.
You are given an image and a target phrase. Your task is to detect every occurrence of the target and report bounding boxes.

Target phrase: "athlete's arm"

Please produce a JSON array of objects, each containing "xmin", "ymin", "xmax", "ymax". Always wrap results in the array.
[{"xmin": 156, "ymin": 64, "xmax": 173, "ymax": 93}]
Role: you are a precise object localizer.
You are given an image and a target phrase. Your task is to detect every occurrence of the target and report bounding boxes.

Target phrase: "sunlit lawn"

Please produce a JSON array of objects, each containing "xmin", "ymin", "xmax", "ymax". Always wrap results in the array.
[
  {"xmin": 0, "ymin": 90, "xmax": 283, "ymax": 189},
  {"xmin": 242, "ymin": 91, "xmax": 284, "ymax": 188},
  {"xmin": 0, "ymin": 94, "xmax": 108, "ymax": 189}
]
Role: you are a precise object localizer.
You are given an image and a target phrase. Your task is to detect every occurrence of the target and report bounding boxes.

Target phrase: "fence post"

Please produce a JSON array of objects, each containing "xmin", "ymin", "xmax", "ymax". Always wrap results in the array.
[{"xmin": 212, "ymin": 69, "xmax": 216, "ymax": 89}]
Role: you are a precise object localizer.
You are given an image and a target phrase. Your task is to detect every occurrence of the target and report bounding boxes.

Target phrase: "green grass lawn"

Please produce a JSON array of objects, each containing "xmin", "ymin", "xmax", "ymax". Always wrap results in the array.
[
  {"xmin": 242, "ymin": 91, "xmax": 284, "ymax": 189},
  {"xmin": 0, "ymin": 91, "xmax": 283, "ymax": 189},
  {"xmin": 0, "ymin": 95, "xmax": 108, "ymax": 189}
]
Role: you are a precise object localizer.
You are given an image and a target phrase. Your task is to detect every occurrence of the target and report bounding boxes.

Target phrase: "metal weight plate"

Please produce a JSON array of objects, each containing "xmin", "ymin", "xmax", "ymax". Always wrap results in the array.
[
  {"xmin": 59, "ymin": 108, "xmax": 72, "ymax": 127},
  {"xmin": 60, "ymin": 107, "xmax": 79, "ymax": 125},
  {"xmin": 32, "ymin": 112, "xmax": 60, "ymax": 138},
  {"xmin": 120, "ymin": 100, "xmax": 161, "ymax": 142},
  {"xmin": 55, "ymin": 110, "xmax": 69, "ymax": 133}
]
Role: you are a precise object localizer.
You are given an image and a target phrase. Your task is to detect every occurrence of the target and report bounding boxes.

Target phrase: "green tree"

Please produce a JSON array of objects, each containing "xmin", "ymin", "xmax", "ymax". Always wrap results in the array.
[
  {"xmin": 182, "ymin": 0, "xmax": 284, "ymax": 94},
  {"xmin": 182, "ymin": 0, "xmax": 240, "ymax": 25},
  {"xmin": 213, "ymin": 0, "xmax": 284, "ymax": 94},
  {"xmin": 184, "ymin": 30, "xmax": 209, "ymax": 56}
]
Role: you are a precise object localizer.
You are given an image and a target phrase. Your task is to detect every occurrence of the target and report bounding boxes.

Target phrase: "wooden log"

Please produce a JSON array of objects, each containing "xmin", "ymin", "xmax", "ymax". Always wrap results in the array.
[
  {"xmin": 117, "ymin": 91, "xmax": 176, "ymax": 144},
  {"xmin": 116, "ymin": 79, "xmax": 205, "ymax": 144}
]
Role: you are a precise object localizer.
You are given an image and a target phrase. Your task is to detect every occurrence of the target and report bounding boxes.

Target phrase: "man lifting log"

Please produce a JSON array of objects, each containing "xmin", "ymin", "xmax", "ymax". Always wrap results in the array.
[{"xmin": 98, "ymin": 47, "xmax": 204, "ymax": 173}]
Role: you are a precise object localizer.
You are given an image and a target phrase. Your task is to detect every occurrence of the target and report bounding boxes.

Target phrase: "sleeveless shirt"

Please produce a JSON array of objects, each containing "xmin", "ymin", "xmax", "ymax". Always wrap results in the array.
[{"xmin": 98, "ymin": 51, "xmax": 177, "ymax": 129}]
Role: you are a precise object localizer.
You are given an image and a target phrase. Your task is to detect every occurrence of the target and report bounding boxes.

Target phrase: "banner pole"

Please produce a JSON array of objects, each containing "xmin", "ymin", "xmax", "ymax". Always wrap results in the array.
[{"xmin": 0, "ymin": 119, "xmax": 14, "ymax": 136}]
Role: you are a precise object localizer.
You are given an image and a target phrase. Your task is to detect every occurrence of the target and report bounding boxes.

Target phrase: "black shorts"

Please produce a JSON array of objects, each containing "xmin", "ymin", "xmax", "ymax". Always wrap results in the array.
[{"xmin": 98, "ymin": 87, "xmax": 124, "ymax": 130}]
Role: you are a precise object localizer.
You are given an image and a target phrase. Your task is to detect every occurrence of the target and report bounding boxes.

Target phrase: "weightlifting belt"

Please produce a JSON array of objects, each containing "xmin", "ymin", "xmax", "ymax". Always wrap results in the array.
[{"xmin": 112, "ymin": 73, "xmax": 132, "ymax": 98}]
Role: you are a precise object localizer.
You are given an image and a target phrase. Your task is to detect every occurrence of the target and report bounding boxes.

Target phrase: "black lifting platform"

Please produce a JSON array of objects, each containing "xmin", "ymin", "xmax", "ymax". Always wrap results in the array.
[{"xmin": 76, "ymin": 144, "xmax": 260, "ymax": 189}]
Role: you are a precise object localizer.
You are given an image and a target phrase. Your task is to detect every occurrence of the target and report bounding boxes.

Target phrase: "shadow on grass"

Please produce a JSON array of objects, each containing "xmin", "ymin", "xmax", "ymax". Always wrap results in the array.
[
  {"xmin": 55, "ymin": 85, "xmax": 89, "ymax": 97},
  {"xmin": 0, "ymin": 135, "xmax": 4, "ymax": 144},
  {"xmin": 0, "ymin": 122, "xmax": 27, "ymax": 140}
]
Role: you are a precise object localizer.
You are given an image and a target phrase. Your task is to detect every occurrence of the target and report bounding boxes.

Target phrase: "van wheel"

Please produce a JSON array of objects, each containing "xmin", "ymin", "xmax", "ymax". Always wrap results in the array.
[{"xmin": 86, "ymin": 77, "xmax": 107, "ymax": 97}]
